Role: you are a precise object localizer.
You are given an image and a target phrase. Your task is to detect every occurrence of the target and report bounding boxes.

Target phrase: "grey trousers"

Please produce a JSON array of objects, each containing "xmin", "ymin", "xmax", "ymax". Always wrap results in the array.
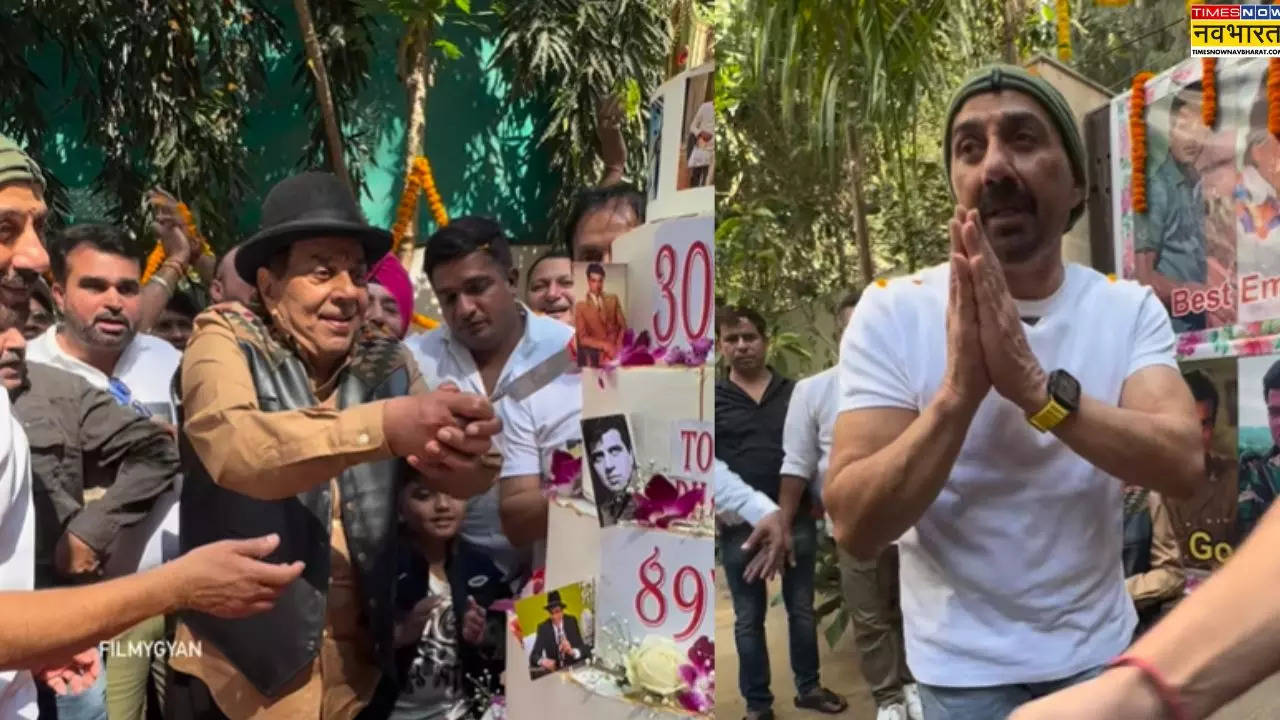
[{"xmin": 837, "ymin": 544, "xmax": 913, "ymax": 706}]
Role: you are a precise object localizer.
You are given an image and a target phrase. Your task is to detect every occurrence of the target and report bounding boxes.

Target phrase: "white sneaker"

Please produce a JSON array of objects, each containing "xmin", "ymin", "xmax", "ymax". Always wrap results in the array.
[
  {"xmin": 876, "ymin": 703, "xmax": 908, "ymax": 720},
  {"xmin": 904, "ymin": 683, "xmax": 924, "ymax": 720}
]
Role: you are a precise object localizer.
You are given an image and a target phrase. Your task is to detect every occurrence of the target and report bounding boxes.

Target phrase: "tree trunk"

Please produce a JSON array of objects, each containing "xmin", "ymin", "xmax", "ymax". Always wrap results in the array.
[
  {"xmin": 293, "ymin": 0, "xmax": 353, "ymax": 195},
  {"xmin": 1002, "ymin": 0, "xmax": 1021, "ymax": 64},
  {"xmin": 399, "ymin": 23, "xmax": 435, "ymax": 265},
  {"xmin": 849, "ymin": 129, "xmax": 874, "ymax": 286}
]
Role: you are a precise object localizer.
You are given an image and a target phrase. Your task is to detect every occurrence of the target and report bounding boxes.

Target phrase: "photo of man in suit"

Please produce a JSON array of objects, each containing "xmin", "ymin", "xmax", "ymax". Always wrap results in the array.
[
  {"xmin": 574, "ymin": 263, "xmax": 627, "ymax": 367},
  {"xmin": 528, "ymin": 589, "xmax": 592, "ymax": 678}
]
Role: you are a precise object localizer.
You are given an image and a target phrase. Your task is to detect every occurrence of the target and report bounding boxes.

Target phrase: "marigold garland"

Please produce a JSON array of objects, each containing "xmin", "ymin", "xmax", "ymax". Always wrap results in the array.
[
  {"xmin": 1056, "ymin": 0, "xmax": 1072, "ymax": 62},
  {"xmin": 1131, "ymin": 72, "xmax": 1154, "ymax": 214},
  {"xmin": 389, "ymin": 156, "xmax": 449, "ymax": 333},
  {"xmin": 1202, "ymin": 58, "xmax": 1217, "ymax": 127},
  {"xmin": 1269, "ymin": 59, "xmax": 1280, "ymax": 137},
  {"xmin": 141, "ymin": 195, "xmax": 213, "ymax": 284},
  {"xmin": 390, "ymin": 156, "xmax": 450, "ymax": 257}
]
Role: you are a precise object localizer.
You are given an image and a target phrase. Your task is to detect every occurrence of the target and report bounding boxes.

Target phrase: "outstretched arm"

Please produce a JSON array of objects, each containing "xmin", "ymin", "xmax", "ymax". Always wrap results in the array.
[
  {"xmin": 0, "ymin": 534, "xmax": 302, "ymax": 671},
  {"xmin": 1012, "ymin": 499, "xmax": 1280, "ymax": 720}
]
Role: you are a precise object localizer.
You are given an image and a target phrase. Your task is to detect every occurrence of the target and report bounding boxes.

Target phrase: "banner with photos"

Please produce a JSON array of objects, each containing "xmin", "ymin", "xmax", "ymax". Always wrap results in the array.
[{"xmin": 1111, "ymin": 56, "xmax": 1280, "ymax": 574}]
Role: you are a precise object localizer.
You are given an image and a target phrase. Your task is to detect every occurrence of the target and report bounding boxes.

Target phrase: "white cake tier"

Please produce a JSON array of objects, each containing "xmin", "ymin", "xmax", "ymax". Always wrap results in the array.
[
  {"xmin": 582, "ymin": 365, "xmax": 713, "ymax": 488},
  {"xmin": 502, "ymin": 619, "xmax": 693, "ymax": 720}
]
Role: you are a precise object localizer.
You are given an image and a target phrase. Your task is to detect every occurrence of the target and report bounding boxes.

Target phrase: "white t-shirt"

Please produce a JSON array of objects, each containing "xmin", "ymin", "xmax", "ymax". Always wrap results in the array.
[
  {"xmin": 781, "ymin": 366, "xmax": 838, "ymax": 499},
  {"xmin": 714, "ymin": 459, "xmax": 777, "ymax": 527},
  {"xmin": 838, "ymin": 262, "xmax": 1175, "ymax": 686},
  {"xmin": 26, "ymin": 327, "xmax": 182, "ymax": 576},
  {"xmin": 0, "ymin": 391, "xmax": 38, "ymax": 718},
  {"xmin": 406, "ymin": 310, "xmax": 578, "ymax": 578}
]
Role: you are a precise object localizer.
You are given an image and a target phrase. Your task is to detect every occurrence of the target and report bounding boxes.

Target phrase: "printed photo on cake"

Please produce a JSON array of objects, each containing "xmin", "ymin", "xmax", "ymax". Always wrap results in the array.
[
  {"xmin": 516, "ymin": 582, "xmax": 593, "ymax": 681},
  {"xmin": 582, "ymin": 413, "xmax": 638, "ymax": 527},
  {"xmin": 647, "ymin": 95, "xmax": 664, "ymax": 202},
  {"xmin": 1128, "ymin": 60, "xmax": 1240, "ymax": 332},
  {"xmin": 677, "ymin": 69, "xmax": 714, "ymax": 191},
  {"xmin": 1237, "ymin": 354, "xmax": 1280, "ymax": 544},
  {"xmin": 573, "ymin": 262, "xmax": 629, "ymax": 368}
]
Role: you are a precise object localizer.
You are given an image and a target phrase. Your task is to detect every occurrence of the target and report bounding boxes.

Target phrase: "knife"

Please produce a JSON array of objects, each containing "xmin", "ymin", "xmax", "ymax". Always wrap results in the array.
[{"xmin": 488, "ymin": 342, "xmax": 576, "ymax": 403}]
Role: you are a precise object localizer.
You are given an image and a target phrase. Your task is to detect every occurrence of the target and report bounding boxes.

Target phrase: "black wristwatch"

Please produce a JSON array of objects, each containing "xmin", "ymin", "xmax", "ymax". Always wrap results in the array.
[{"xmin": 1027, "ymin": 369, "xmax": 1081, "ymax": 432}]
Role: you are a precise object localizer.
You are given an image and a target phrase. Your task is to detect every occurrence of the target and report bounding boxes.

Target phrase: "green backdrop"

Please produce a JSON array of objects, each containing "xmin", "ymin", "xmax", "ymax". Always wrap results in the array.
[{"xmin": 28, "ymin": 0, "xmax": 556, "ymax": 248}]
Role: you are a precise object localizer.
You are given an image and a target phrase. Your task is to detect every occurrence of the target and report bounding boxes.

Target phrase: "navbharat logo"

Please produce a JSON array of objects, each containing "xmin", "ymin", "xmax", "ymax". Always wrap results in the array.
[{"xmin": 1191, "ymin": 5, "xmax": 1280, "ymax": 56}]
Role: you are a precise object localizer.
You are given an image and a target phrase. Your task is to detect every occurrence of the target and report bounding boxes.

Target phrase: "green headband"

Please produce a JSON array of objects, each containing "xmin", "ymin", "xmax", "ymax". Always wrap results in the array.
[
  {"xmin": 0, "ymin": 134, "xmax": 45, "ymax": 193},
  {"xmin": 943, "ymin": 64, "xmax": 1088, "ymax": 232}
]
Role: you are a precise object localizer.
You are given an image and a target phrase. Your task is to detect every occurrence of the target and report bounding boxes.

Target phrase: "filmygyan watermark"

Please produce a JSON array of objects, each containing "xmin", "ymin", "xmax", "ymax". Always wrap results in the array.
[{"xmin": 98, "ymin": 638, "xmax": 203, "ymax": 659}]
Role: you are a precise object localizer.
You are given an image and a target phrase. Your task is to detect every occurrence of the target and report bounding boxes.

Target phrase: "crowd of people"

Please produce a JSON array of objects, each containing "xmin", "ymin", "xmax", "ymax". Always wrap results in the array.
[
  {"xmin": 0, "ymin": 105, "xmax": 785, "ymax": 720},
  {"xmin": 716, "ymin": 64, "xmax": 1280, "ymax": 720}
]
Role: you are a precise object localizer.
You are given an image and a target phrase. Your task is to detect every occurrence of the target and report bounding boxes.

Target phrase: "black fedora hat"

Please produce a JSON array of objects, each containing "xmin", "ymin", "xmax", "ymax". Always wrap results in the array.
[
  {"xmin": 235, "ymin": 172, "xmax": 392, "ymax": 284},
  {"xmin": 545, "ymin": 590, "xmax": 566, "ymax": 611}
]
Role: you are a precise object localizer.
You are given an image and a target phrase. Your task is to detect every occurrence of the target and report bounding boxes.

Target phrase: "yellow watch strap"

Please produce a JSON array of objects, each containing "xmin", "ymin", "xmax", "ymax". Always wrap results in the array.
[{"xmin": 1028, "ymin": 397, "xmax": 1070, "ymax": 433}]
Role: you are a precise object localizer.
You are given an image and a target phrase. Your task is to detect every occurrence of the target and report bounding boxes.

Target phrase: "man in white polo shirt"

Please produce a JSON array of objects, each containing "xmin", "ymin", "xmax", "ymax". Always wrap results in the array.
[
  {"xmin": 29, "ymin": 223, "xmax": 183, "ymax": 720},
  {"xmin": 406, "ymin": 216, "xmax": 579, "ymax": 589},
  {"xmin": 824, "ymin": 65, "xmax": 1204, "ymax": 719},
  {"xmin": 785, "ymin": 291, "xmax": 921, "ymax": 720}
]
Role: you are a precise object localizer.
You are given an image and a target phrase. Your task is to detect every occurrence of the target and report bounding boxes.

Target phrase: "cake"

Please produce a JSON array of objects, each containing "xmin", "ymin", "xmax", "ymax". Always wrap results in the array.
[{"xmin": 500, "ymin": 63, "xmax": 715, "ymax": 720}]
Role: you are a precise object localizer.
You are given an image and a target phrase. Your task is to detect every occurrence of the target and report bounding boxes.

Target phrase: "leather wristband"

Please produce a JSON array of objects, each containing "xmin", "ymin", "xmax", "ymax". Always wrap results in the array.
[{"xmin": 1108, "ymin": 655, "xmax": 1190, "ymax": 720}]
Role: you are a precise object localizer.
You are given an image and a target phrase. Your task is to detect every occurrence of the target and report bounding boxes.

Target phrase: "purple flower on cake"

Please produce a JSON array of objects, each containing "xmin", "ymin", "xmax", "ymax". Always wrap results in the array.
[
  {"xmin": 544, "ymin": 449, "xmax": 581, "ymax": 497},
  {"xmin": 595, "ymin": 330, "xmax": 668, "ymax": 388},
  {"xmin": 676, "ymin": 636, "xmax": 715, "ymax": 714},
  {"xmin": 632, "ymin": 475, "xmax": 705, "ymax": 528},
  {"xmin": 664, "ymin": 337, "xmax": 713, "ymax": 366}
]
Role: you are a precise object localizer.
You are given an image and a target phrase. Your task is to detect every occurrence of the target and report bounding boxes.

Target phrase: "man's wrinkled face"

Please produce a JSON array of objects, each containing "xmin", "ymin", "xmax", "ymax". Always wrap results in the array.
[
  {"xmin": 1170, "ymin": 101, "xmax": 1207, "ymax": 167},
  {"xmin": 154, "ymin": 309, "xmax": 194, "ymax": 351},
  {"xmin": 0, "ymin": 182, "xmax": 51, "ymax": 332},
  {"xmin": 0, "ymin": 327, "xmax": 26, "ymax": 396},
  {"xmin": 572, "ymin": 200, "xmax": 639, "ymax": 262},
  {"xmin": 719, "ymin": 317, "xmax": 767, "ymax": 374},
  {"xmin": 590, "ymin": 428, "xmax": 634, "ymax": 491},
  {"xmin": 258, "ymin": 237, "xmax": 368, "ymax": 369},
  {"xmin": 25, "ymin": 296, "xmax": 52, "ymax": 340},
  {"xmin": 56, "ymin": 246, "xmax": 142, "ymax": 351},
  {"xmin": 949, "ymin": 90, "xmax": 1081, "ymax": 266},
  {"xmin": 431, "ymin": 251, "xmax": 520, "ymax": 354},
  {"xmin": 364, "ymin": 282, "xmax": 405, "ymax": 339},
  {"xmin": 526, "ymin": 257, "xmax": 574, "ymax": 324}
]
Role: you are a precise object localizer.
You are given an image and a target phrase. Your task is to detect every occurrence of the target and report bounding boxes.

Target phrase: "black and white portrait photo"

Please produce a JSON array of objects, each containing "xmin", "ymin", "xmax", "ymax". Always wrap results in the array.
[{"xmin": 582, "ymin": 413, "xmax": 637, "ymax": 527}]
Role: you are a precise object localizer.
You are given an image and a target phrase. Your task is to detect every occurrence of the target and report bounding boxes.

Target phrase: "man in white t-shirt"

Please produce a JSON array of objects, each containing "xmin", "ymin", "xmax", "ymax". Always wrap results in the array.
[
  {"xmin": 406, "ymin": 217, "xmax": 579, "ymax": 589},
  {"xmin": 784, "ymin": 291, "xmax": 921, "ymax": 720},
  {"xmin": 29, "ymin": 223, "xmax": 183, "ymax": 720},
  {"xmin": 824, "ymin": 65, "xmax": 1204, "ymax": 719},
  {"xmin": 0, "ymin": 133, "xmax": 55, "ymax": 719}
]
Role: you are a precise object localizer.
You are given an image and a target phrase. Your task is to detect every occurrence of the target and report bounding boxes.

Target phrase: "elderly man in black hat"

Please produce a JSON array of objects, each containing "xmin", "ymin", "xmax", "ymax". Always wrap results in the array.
[
  {"xmin": 527, "ymin": 590, "xmax": 590, "ymax": 677},
  {"xmin": 165, "ymin": 172, "xmax": 505, "ymax": 720}
]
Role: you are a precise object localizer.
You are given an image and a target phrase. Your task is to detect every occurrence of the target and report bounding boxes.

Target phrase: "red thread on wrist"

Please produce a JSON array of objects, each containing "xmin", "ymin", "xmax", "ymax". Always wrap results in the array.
[{"xmin": 1108, "ymin": 655, "xmax": 1190, "ymax": 720}]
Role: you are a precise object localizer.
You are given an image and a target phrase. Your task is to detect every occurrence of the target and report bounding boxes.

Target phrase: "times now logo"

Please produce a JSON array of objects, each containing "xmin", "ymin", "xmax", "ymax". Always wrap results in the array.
[{"xmin": 1191, "ymin": 4, "xmax": 1240, "ymax": 19}]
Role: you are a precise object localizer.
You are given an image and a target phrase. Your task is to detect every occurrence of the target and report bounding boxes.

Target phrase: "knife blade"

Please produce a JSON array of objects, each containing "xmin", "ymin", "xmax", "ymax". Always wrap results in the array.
[{"xmin": 488, "ymin": 343, "xmax": 576, "ymax": 404}]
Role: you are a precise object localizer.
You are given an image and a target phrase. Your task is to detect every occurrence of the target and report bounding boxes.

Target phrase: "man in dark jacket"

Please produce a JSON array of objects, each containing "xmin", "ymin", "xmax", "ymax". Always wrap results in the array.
[
  {"xmin": 527, "ymin": 590, "xmax": 590, "ymax": 677},
  {"xmin": 3, "ymin": 341, "xmax": 178, "ymax": 589},
  {"xmin": 166, "ymin": 172, "xmax": 503, "ymax": 720}
]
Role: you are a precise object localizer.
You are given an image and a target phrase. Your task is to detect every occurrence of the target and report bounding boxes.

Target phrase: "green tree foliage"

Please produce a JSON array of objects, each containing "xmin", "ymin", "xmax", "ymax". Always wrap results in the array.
[
  {"xmin": 491, "ymin": 0, "xmax": 671, "ymax": 246},
  {"xmin": 0, "ymin": 1, "xmax": 287, "ymax": 254}
]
